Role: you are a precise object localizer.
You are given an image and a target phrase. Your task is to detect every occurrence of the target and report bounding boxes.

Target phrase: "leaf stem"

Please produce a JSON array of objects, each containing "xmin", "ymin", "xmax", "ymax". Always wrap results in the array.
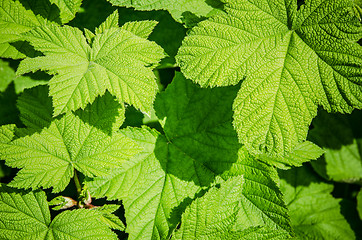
[{"xmin": 73, "ymin": 171, "xmax": 82, "ymax": 195}]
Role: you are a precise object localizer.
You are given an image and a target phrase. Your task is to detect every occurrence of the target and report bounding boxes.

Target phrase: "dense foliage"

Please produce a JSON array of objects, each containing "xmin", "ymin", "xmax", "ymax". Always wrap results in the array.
[{"xmin": 1, "ymin": 0, "xmax": 362, "ymax": 239}]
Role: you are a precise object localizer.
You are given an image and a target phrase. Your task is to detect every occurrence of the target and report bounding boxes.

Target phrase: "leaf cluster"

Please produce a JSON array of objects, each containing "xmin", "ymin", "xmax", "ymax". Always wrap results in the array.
[{"xmin": 1, "ymin": 0, "xmax": 362, "ymax": 239}]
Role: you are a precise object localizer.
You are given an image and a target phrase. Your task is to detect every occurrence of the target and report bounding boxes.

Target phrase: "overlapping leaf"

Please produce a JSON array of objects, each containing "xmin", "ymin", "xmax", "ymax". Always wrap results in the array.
[
  {"xmin": 0, "ymin": 0, "xmax": 43, "ymax": 59},
  {"xmin": 88, "ymin": 127, "xmax": 202, "ymax": 240},
  {"xmin": 309, "ymin": 110, "xmax": 362, "ymax": 183},
  {"xmin": 172, "ymin": 175, "xmax": 291, "ymax": 240},
  {"xmin": 0, "ymin": 86, "xmax": 139, "ymax": 192},
  {"xmin": 0, "ymin": 0, "xmax": 65, "ymax": 59},
  {"xmin": 48, "ymin": 0, "xmax": 83, "ymax": 23},
  {"xmin": 88, "ymin": 73, "xmax": 292, "ymax": 239},
  {"xmin": 17, "ymin": 10, "xmax": 165, "ymax": 115},
  {"xmin": 172, "ymin": 176, "xmax": 244, "ymax": 240},
  {"xmin": 0, "ymin": 185, "xmax": 119, "ymax": 239},
  {"xmin": 108, "ymin": 0, "xmax": 223, "ymax": 23},
  {"xmin": 177, "ymin": 0, "xmax": 362, "ymax": 158},
  {"xmin": 279, "ymin": 166, "xmax": 355, "ymax": 239}
]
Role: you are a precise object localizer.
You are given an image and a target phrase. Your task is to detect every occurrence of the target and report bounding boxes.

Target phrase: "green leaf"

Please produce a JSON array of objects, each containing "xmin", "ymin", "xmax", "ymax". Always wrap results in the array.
[
  {"xmin": 17, "ymin": 12, "xmax": 165, "ymax": 115},
  {"xmin": 49, "ymin": 208, "xmax": 119, "ymax": 239},
  {"xmin": 95, "ymin": 9, "xmax": 120, "ymax": 35},
  {"xmin": 108, "ymin": 0, "xmax": 223, "ymax": 23},
  {"xmin": 222, "ymin": 149, "xmax": 293, "ymax": 236},
  {"xmin": 279, "ymin": 166, "xmax": 355, "ymax": 239},
  {"xmin": 88, "ymin": 73, "xmax": 292, "ymax": 239},
  {"xmin": 172, "ymin": 176, "xmax": 292, "ymax": 240},
  {"xmin": 0, "ymin": 59, "xmax": 48, "ymax": 94},
  {"xmin": 309, "ymin": 110, "xmax": 362, "ymax": 183},
  {"xmin": 177, "ymin": 0, "xmax": 362, "ymax": 157},
  {"xmin": 88, "ymin": 127, "xmax": 202, "ymax": 240},
  {"xmin": 0, "ymin": 113, "xmax": 141, "ymax": 192},
  {"xmin": 0, "ymin": 185, "xmax": 50, "ymax": 239},
  {"xmin": 117, "ymin": 8, "xmax": 186, "ymax": 66},
  {"xmin": 0, "ymin": 185, "xmax": 120, "ymax": 239},
  {"xmin": 0, "ymin": 0, "xmax": 45, "ymax": 59},
  {"xmin": 0, "ymin": 125, "xmax": 15, "ymax": 143},
  {"xmin": 48, "ymin": 0, "xmax": 83, "ymax": 24},
  {"xmin": 121, "ymin": 20, "xmax": 158, "ymax": 38},
  {"xmin": 93, "ymin": 204, "xmax": 126, "ymax": 231},
  {"xmin": 172, "ymin": 176, "xmax": 244, "ymax": 240},
  {"xmin": 154, "ymin": 72, "xmax": 241, "ymax": 179}
]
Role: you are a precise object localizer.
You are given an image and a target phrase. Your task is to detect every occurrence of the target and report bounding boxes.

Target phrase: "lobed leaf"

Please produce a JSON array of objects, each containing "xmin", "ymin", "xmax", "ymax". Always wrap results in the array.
[
  {"xmin": 177, "ymin": 0, "xmax": 362, "ymax": 158},
  {"xmin": 0, "ymin": 112, "xmax": 140, "ymax": 192},
  {"xmin": 17, "ymin": 11, "xmax": 165, "ymax": 115}
]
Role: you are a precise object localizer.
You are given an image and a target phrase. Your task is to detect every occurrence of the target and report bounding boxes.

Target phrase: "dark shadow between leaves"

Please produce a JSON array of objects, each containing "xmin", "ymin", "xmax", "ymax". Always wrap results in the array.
[
  {"xmin": 9, "ymin": 41, "xmax": 41, "ymax": 59},
  {"xmin": 0, "ymin": 83, "xmax": 22, "ymax": 127},
  {"xmin": 339, "ymin": 198, "xmax": 362, "ymax": 239},
  {"xmin": 278, "ymin": 163, "xmax": 326, "ymax": 187},
  {"xmin": 19, "ymin": 0, "xmax": 62, "ymax": 24},
  {"xmin": 120, "ymin": 106, "xmax": 144, "ymax": 128},
  {"xmin": 153, "ymin": 73, "xmax": 241, "ymax": 187},
  {"xmin": 15, "ymin": 85, "xmax": 53, "ymax": 136},
  {"xmin": 309, "ymin": 109, "xmax": 362, "ymax": 150},
  {"xmin": 205, "ymin": 0, "xmax": 224, "ymax": 9}
]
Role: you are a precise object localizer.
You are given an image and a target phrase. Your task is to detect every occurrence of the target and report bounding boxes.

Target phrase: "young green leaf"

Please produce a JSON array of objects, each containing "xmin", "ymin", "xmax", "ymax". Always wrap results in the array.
[
  {"xmin": 0, "ymin": 185, "xmax": 121, "ymax": 239},
  {"xmin": 309, "ymin": 110, "xmax": 362, "ymax": 183},
  {"xmin": 17, "ymin": 11, "xmax": 165, "ymax": 115},
  {"xmin": 0, "ymin": 125, "xmax": 16, "ymax": 143},
  {"xmin": 177, "ymin": 0, "xmax": 362, "ymax": 158},
  {"xmin": 279, "ymin": 166, "xmax": 355, "ymax": 239},
  {"xmin": 48, "ymin": 208, "xmax": 119, "ymax": 239},
  {"xmin": 0, "ymin": 113, "xmax": 141, "ymax": 192},
  {"xmin": 108, "ymin": 0, "xmax": 223, "ymax": 23}
]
